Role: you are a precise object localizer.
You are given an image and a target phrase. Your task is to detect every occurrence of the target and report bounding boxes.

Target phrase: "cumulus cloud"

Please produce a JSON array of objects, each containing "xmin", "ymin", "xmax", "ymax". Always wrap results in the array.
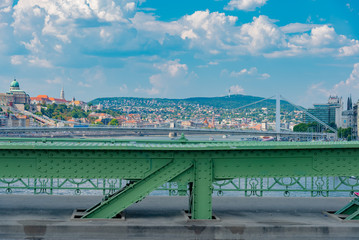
[
  {"xmin": 280, "ymin": 23, "xmax": 320, "ymax": 33},
  {"xmin": 332, "ymin": 63, "xmax": 359, "ymax": 93},
  {"xmin": 225, "ymin": 0, "xmax": 268, "ymax": 11},
  {"xmin": 78, "ymin": 81, "xmax": 92, "ymax": 88},
  {"xmin": 1, "ymin": 1, "xmax": 359, "ymax": 88},
  {"xmin": 11, "ymin": 54, "xmax": 52, "ymax": 68},
  {"xmin": 21, "ymin": 32, "xmax": 43, "ymax": 53},
  {"xmin": 46, "ymin": 77, "xmax": 62, "ymax": 84},
  {"xmin": 304, "ymin": 63, "xmax": 359, "ymax": 105},
  {"xmin": 8, "ymin": 0, "xmax": 140, "ymax": 65},
  {"xmin": 265, "ymin": 25, "xmax": 357, "ymax": 58},
  {"xmin": 290, "ymin": 25, "xmax": 338, "ymax": 47},
  {"xmin": 131, "ymin": 9, "xmax": 238, "ymax": 55},
  {"xmin": 119, "ymin": 84, "xmax": 128, "ymax": 93},
  {"xmin": 0, "ymin": 0, "xmax": 12, "ymax": 13},
  {"xmin": 27, "ymin": 57, "xmax": 53, "ymax": 68},
  {"xmin": 229, "ymin": 85, "xmax": 244, "ymax": 94},
  {"xmin": 230, "ymin": 67, "xmax": 270, "ymax": 79},
  {"xmin": 135, "ymin": 59, "xmax": 191, "ymax": 96},
  {"xmin": 339, "ymin": 40, "xmax": 359, "ymax": 56},
  {"xmin": 237, "ymin": 16, "xmax": 285, "ymax": 54},
  {"xmin": 10, "ymin": 55, "xmax": 23, "ymax": 65}
]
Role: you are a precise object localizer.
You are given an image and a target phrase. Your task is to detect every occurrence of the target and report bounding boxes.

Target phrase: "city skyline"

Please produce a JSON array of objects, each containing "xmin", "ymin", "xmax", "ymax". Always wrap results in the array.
[{"xmin": 0, "ymin": 0, "xmax": 359, "ymax": 106}]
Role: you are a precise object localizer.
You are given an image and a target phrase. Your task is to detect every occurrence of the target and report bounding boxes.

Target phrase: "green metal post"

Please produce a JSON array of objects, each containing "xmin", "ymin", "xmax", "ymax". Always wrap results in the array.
[
  {"xmin": 177, "ymin": 182, "xmax": 188, "ymax": 196},
  {"xmin": 191, "ymin": 158, "xmax": 213, "ymax": 220}
]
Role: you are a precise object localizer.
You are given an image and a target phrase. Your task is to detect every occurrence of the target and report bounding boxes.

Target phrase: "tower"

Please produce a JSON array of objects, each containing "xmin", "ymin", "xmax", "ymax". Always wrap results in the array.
[
  {"xmin": 347, "ymin": 95, "xmax": 353, "ymax": 110},
  {"xmin": 60, "ymin": 86, "xmax": 65, "ymax": 100},
  {"xmin": 10, "ymin": 79, "xmax": 20, "ymax": 91}
]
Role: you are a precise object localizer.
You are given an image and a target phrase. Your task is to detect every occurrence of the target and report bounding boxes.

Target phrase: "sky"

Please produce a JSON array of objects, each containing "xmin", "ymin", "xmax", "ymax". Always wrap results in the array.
[{"xmin": 0, "ymin": 0, "xmax": 359, "ymax": 107}]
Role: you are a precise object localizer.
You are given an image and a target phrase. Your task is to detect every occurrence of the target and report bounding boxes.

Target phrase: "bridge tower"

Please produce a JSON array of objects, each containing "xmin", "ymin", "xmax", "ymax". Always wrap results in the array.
[{"xmin": 276, "ymin": 94, "xmax": 280, "ymax": 141}]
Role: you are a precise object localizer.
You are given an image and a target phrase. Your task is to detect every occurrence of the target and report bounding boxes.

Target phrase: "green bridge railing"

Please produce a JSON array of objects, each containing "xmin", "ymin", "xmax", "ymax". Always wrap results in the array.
[{"xmin": 2, "ymin": 176, "xmax": 359, "ymax": 197}]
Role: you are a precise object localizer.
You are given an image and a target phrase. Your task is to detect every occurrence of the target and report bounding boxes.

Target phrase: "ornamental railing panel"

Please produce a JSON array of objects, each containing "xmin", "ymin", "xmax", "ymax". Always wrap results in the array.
[{"xmin": 2, "ymin": 177, "xmax": 359, "ymax": 197}]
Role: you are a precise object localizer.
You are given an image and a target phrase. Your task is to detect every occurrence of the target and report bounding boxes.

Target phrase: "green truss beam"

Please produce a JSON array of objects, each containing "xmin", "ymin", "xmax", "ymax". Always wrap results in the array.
[
  {"xmin": 1, "ymin": 138, "xmax": 359, "ymax": 219},
  {"xmin": 82, "ymin": 159, "xmax": 193, "ymax": 219},
  {"xmin": 335, "ymin": 198, "xmax": 359, "ymax": 220}
]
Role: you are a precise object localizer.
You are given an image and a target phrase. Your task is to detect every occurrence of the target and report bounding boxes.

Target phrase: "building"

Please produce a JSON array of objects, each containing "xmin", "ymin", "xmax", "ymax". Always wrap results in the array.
[
  {"xmin": 0, "ymin": 79, "xmax": 31, "ymax": 110},
  {"xmin": 342, "ymin": 109, "xmax": 354, "ymax": 128},
  {"xmin": 341, "ymin": 96, "xmax": 354, "ymax": 129},
  {"xmin": 31, "ymin": 86, "xmax": 69, "ymax": 105},
  {"xmin": 30, "ymin": 95, "xmax": 68, "ymax": 105},
  {"xmin": 305, "ymin": 96, "xmax": 342, "ymax": 128},
  {"xmin": 7, "ymin": 114, "xmax": 33, "ymax": 127}
]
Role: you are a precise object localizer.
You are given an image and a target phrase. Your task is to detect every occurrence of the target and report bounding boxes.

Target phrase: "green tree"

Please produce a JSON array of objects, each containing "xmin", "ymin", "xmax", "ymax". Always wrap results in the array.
[
  {"xmin": 108, "ymin": 118, "xmax": 119, "ymax": 126},
  {"xmin": 338, "ymin": 127, "xmax": 352, "ymax": 140},
  {"xmin": 293, "ymin": 123, "xmax": 308, "ymax": 132}
]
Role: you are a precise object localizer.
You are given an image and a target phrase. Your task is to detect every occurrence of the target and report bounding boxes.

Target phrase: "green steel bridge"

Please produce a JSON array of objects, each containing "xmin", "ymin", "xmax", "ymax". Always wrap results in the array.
[{"xmin": 1, "ymin": 137, "xmax": 359, "ymax": 220}]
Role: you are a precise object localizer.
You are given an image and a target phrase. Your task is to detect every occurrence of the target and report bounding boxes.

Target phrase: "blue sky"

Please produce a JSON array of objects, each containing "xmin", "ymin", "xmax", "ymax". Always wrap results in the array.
[{"xmin": 0, "ymin": 0, "xmax": 359, "ymax": 106}]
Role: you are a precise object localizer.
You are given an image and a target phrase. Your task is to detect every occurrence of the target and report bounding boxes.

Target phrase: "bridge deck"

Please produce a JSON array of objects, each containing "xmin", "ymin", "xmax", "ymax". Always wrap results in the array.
[{"xmin": 0, "ymin": 195, "xmax": 358, "ymax": 240}]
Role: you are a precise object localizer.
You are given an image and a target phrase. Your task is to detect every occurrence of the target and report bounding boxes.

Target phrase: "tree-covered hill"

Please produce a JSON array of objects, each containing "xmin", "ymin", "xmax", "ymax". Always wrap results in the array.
[{"xmin": 89, "ymin": 94, "xmax": 298, "ymax": 111}]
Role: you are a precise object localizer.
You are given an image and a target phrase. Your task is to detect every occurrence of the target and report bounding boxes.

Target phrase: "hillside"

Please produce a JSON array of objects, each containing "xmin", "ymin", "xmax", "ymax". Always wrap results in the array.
[{"xmin": 90, "ymin": 94, "xmax": 297, "ymax": 111}]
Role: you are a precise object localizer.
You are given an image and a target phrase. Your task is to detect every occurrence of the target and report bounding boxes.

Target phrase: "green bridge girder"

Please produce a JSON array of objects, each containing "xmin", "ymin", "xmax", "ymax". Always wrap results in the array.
[{"xmin": 1, "ymin": 137, "xmax": 359, "ymax": 219}]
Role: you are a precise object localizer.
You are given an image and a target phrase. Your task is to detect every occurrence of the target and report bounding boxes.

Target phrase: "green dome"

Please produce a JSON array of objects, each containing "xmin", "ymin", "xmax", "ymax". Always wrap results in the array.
[{"xmin": 10, "ymin": 79, "xmax": 19, "ymax": 88}]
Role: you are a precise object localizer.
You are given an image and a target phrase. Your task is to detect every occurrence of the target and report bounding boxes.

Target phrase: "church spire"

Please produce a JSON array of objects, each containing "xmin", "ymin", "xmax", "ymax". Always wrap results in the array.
[
  {"xmin": 60, "ymin": 86, "xmax": 65, "ymax": 100},
  {"xmin": 347, "ymin": 95, "xmax": 353, "ymax": 110}
]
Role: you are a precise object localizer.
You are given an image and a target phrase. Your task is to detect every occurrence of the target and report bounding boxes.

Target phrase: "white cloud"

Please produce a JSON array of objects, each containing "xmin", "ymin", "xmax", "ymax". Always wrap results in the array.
[
  {"xmin": 28, "ymin": 57, "xmax": 53, "ymax": 68},
  {"xmin": 78, "ymin": 81, "xmax": 91, "ymax": 88},
  {"xmin": 290, "ymin": 25, "xmax": 338, "ymax": 47},
  {"xmin": 10, "ymin": 55, "xmax": 23, "ymax": 65},
  {"xmin": 266, "ymin": 25, "xmax": 357, "ymax": 58},
  {"xmin": 54, "ymin": 44, "xmax": 62, "ymax": 52},
  {"xmin": 229, "ymin": 85, "xmax": 244, "ymax": 94},
  {"xmin": 82, "ymin": 67, "xmax": 106, "ymax": 85},
  {"xmin": 301, "ymin": 82, "xmax": 332, "ymax": 106},
  {"xmin": 131, "ymin": 12, "xmax": 182, "ymax": 44},
  {"xmin": 230, "ymin": 67, "xmax": 270, "ymax": 79},
  {"xmin": 0, "ymin": 0, "xmax": 12, "ymax": 8},
  {"xmin": 0, "ymin": 6, "xmax": 11, "ymax": 13},
  {"xmin": 304, "ymin": 63, "xmax": 359, "ymax": 105},
  {"xmin": 10, "ymin": 54, "xmax": 52, "ymax": 68},
  {"xmin": 0, "ymin": 0, "xmax": 12, "ymax": 12},
  {"xmin": 46, "ymin": 77, "xmax": 62, "ymax": 84},
  {"xmin": 237, "ymin": 16, "xmax": 285, "ymax": 54},
  {"xmin": 21, "ymin": 32, "xmax": 43, "ymax": 53},
  {"xmin": 1, "ymin": 2, "xmax": 359, "ymax": 81},
  {"xmin": 225, "ymin": 0, "xmax": 268, "ymax": 11},
  {"xmin": 119, "ymin": 84, "xmax": 128, "ymax": 93},
  {"xmin": 332, "ymin": 63, "xmax": 359, "ymax": 93},
  {"xmin": 280, "ymin": 23, "xmax": 320, "ymax": 33},
  {"xmin": 135, "ymin": 59, "xmax": 191, "ymax": 96},
  {"xmin": 339, "ymin": 40, "xmax": 359, "ymax": 56},
  {"xmin": 125, "ymin": 2, "xmax": 136, "ymax": 12}
]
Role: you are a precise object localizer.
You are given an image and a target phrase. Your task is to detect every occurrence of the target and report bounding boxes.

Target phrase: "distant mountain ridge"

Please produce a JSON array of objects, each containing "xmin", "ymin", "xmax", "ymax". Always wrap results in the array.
[{"xmin": 90, "ymin": 94, "xmax": 297, "ymax": 111}]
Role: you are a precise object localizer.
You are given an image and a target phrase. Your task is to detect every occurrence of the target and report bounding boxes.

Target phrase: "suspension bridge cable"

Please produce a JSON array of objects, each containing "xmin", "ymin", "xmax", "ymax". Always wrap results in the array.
[
  {"xmin": 280, "ymin": 95, "xmax": 337, "ymax": 134},
  {"xmin": 237, "ymin": 96, "xmax": 275, "ymax": 110}
]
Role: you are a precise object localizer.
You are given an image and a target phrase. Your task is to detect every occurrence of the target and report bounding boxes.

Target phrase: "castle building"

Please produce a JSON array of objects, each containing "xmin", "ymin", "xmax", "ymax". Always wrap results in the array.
[{"xmin": 0, "ymin": 79, "xmax": 31, "ymax": 108}]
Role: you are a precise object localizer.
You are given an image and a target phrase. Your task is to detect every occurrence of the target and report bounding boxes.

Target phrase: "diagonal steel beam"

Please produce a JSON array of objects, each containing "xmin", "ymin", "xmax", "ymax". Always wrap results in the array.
[{"xmin": 82, "ymin": 158, "xmax": 193, "ymax": 219}]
